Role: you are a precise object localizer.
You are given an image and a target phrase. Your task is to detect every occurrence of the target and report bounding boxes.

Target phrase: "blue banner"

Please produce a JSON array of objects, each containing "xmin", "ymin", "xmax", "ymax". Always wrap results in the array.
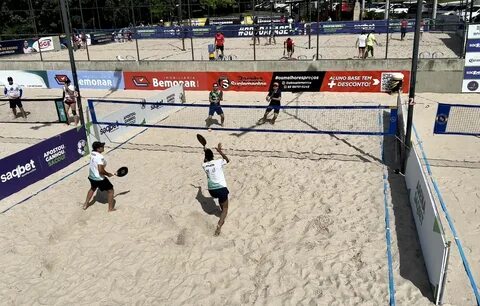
[
  {"xmin": 132, "ymin": 19, "xmax": 424, "ymax": 39},
  {"xmin": 463, "ymin": 66, "xmax": 480, "ymax": 79},
  {"xmin": 0, "ymin": 127, "xmax": 87, "ymax": 200},
  {"xmin": 0, "ymin": 39, "xmax": 37, "ymax": 57},
  {"xmin": 47, "ymin": 70, "xmax": 125, "ymax": 90},
  {"xmin": 466, "ymin": 39, "xmax": 480, "ymax": 53}
]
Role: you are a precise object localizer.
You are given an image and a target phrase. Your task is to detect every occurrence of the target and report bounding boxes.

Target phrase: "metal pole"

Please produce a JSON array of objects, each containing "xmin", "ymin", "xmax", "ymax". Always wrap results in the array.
[
  {"xmin": 79, "ymin": 0, "xmax": 90, "ymax": 61},
  {"xmin": 385, "ymin": 9, "xmax": 390, "ymax": 59},
  {"xmin": 385, "ymin": 0, "xmax": 390, "ymax": 20},
  {"xmin": 308, "ymin": 0, "xmax": 311, "ymax": 48},
  {"xmin": 150, "ymin": 0, "xmax": 154, "ymax": 25},
  {"xmin": 253, "ymin": 0, "xmax": 256, "ymax": 60},
  {"xmin": 131, "ymin": 0, "xmax": 141, "ymax": 60},
  {"xmin": 316, "ymin": 0, "xmax": 319, "ymax": 59},
  {"xmin": 179, "ymin": 0, "xmax": 186, "ymax": 51},
  {"xmin": 95, "ymin": 0, "xmax": 102, "ymax": 29},
  {"xmin": 405, "ymin": 0, "xmax": 423, "ymax": 150},
  {"xmin": 60, "ymin": 0, "xmax": 85, "ymax": 126},
  {"xmin": 28, "ymin": 0, "xmax": 43, "ymax": 61},
  {"xmin": 470, "ymin": 0, "xmax": 474, "ymax": 22},
  {"xmin": 188, "ymin": 0, "xmax": 194, "ymax": 60}
]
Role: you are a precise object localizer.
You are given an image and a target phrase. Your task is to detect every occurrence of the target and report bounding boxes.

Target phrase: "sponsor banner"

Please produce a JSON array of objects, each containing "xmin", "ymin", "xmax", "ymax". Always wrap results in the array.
[
  {"xmin": 321, "ymin": 71, "xmax": 410, "ymax": 93},
  {"xmin": 89, "ymin": 32, "xmax": 113, "ymax": 45},
  {"xmin": 124, "ymin": 71, "xmax": 410, "ymax": 93},
  {"xmin": 465, "ymin": 39, "xmax": 480, "ymax": 53},
  {"xmin": 32, "ymin": 36, "xmax": 56, "ymax": 52},
  {"xmin": 405, "ymin": 146, "xmax": 449, "ymax": 304},
  {"xmin": 207, "ymin": 17, "xmax": 241, "ymax": 25},
  {"xmin": 0, "ymin": 70, "xmax": 49, "ymax": 88},
  {"xmin": 463, "ymin": 67, "xmax": 480, "ymax": 79},
  {"xmin": 0, "ymin": 127, "xmax": 87, "ymax": 201},
  {"xmin": 467, "ymin": 24, "xmax": 480, "ymax": 39},
  {"xmin": 464, "ymin": 52, "xmax": 480, "ymax": 67},
  {"xmin": 271, "ymin": 72, "xmax": 325, "ymax": 92},
  {"xmin": 47, "ymin": 70, "xmax": 125, "ymax": 90},
  {"xmin": 123, "ymin": 71, "xmax": 272, "ymax": 91},
  {"xmin": 462, "ymin": 79, "xmax": 480, "ymax": 92},
  {"xmin": 0, "ymin": 39, "xmax": 37, "ymax": 56}
]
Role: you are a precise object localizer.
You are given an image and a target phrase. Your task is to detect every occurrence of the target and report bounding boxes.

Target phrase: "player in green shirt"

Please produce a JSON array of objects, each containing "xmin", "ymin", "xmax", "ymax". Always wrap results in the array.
[{"xmin": 206, "ymin": 83, "xmax": 225, "ymax": 127}]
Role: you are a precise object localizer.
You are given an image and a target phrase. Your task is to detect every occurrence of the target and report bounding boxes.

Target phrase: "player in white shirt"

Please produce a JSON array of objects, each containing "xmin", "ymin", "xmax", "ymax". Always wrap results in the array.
[
  {"xmin": 4, "ymin": 77, "xmax": 27, "ymax": 119},
  {"xmin": 202, "ymin": 143, "xmax": 230, "ymax": 236},
  {"xmin": 356, "ymin": 31, "xmax": 368, "ymax": 59},
  {"xmin": 63, "ymin": 78, "xmax": 79, "ymax": 125},
  {"xmin": 83, "ymin": 141, "xmax": 116, "ymax": 212}
]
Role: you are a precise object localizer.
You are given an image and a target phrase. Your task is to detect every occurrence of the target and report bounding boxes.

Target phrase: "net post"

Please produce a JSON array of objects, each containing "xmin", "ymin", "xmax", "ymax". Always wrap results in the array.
[
  {"xmin": 405, "ymin": 0, "xmax": 423, "ymax": 157},
  {"xmin": 59, "ymin": 0, "xmax": 86, "ymax": 127}
]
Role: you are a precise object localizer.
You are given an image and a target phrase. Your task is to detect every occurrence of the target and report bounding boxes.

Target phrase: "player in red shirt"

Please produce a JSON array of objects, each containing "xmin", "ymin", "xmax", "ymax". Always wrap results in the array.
[
  {"xmin": 284, "ymin": 37, "xmax": 295, "ymax": 58},
  {"xmin": 400, "ymin": 19, "xmax": 408, "ymax": 41},
  {"xmin": 214, "ymin": 32, "xmax": 225, "ymax": 59}
]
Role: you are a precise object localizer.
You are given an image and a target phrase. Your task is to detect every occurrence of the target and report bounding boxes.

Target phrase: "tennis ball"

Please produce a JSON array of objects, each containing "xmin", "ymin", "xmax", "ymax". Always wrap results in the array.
[{"xmin": 208, "ymin": 128, "xmax": 212, "ymax": 132}]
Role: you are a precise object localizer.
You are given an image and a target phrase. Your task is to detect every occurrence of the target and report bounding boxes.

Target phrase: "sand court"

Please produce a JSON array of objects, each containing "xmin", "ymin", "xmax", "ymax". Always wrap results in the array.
[
  {"xmin": 0, "ymin": 90, "xmax": 454, "ymax": 305},
  {"xmin": 1, "ymin": 128, "xmax": 395, "ymax": 305}
]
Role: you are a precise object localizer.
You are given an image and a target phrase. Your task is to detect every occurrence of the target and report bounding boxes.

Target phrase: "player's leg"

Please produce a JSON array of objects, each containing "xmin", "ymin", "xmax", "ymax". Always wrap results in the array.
[
  {"xmin": 84, "ymin": 181, "xmax": 97, "ymax": 210},
  {"xmin": 217, "ymin": 107, "xmax": 225, "ymax": 126},
  {"xmin": 271, "ymin": 107, "xmax": 280, "ymax": 124},
  {"xmin": 71, "ymin": 103, "xmax": 79, "ymax": 125},
  {"xmin": 64, "ymin": 103, "xmax": 71, "ymax": 125},
  {"xmin": 215, "ymin": 188, "xmax": 229, "ymax": 236},
  {"xmin": 16, "ymin": 100, "xmax": 27, "ymax": 118},
  {"xmin": 9, "ymin": 100, "xmax": 18, "ymax": 118},
  {"xmin": 206, "ymin": 105, "xmax": 215, "ymax": 126}
]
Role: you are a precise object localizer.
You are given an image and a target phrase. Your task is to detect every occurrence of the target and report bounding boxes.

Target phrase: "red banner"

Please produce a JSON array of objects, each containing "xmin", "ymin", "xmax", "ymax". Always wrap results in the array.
[
  {"xmin": 320, "ymin": 71, "xmax": 410, "ymax": 93},
  {"xmin": 123, "ymin": 71, "xmax": 410, "ymax": 93},
  {"xmin": 123, "ymin": 71, "xmax": 272, "ymax": 91}
]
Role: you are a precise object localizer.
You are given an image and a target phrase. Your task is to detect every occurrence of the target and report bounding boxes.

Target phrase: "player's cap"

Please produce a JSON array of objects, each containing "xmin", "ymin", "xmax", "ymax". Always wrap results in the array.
[
  {"xmin": 92, "ymin": 141, "xmax": 106, "ymax": 151},
  {"xmin": 7, "ymin": 77, "xmax": 13, "ymax": 82}
]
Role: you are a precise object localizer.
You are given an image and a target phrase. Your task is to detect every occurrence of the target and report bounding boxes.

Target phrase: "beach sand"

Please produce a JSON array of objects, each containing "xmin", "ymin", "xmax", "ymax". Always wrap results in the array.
[
  {"xmin": 0, "ymin": 89, "xmax": 477, "ymax": 305},
  {"xmin": 4, "ymin": 32, "xmax": 462, "ymax": 62}
]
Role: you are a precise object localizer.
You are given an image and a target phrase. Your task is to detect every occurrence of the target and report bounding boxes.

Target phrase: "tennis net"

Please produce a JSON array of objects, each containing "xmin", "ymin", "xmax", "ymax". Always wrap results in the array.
[
  {"xmin": 88, "ymin": 99, "xmax": 398, "ymax": 140},
  {"xmin": 434, "ymin": 103, "xmax": 480, "ymax": 136}
]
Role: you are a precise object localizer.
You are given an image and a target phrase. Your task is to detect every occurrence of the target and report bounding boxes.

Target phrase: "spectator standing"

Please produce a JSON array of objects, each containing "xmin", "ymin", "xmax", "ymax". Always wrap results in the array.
[
  {"xmin": 365, "ymin": 30, "xmax": 379, "ymax": 58},
  {"xmin": 420, "ymin": 19, "xmax": 425, "ymax": 39},
  {"xmin": 400, "ymin": 18, "xmax": 408, "ymax": 41},
  {"xmin": 356, "ymin": 31, "xmax": 368, "ymax": 59},
  {"xmin": 269, "ymin": 22, "xmax": 277, "ymax": 45},
  {"xmin": 284, "ymin": 37, "xmax": 295, "ymax": 58},
  {"xmin": 214, "ymin": 31, "xmax": 225, "ymax": 59}
]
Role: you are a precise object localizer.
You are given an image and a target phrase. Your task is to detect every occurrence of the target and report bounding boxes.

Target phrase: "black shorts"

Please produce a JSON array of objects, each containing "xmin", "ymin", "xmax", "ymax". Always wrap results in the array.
[
  {"xmin": 287, "ymin": 46, "xmax": 293, "ymax": 52},
  {"xmin": 266, "ymin": 100, "xmax": 281, "ymax": 114},
  {"xmin": 216, "ymin": 45, "xmax": 224, "ymax": 52},
  {"xmin": 9, "ymin": 98, "xmax": 23, "ymax": 109},
  {"xmin": 88, "ymin": 177, "xmax": 114, "ymax": 191},
  {"xmin": 208, "ymin": 187, "xmax": 229, "ymax": 203}
]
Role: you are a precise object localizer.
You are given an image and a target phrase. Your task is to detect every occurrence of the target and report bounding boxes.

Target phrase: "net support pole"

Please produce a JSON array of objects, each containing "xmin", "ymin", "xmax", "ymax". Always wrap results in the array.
[
  {"xmin": 60, "ymin": 0, "xmax": 85, "ymax": 127},
  {"xmin": 405, "ymin": 0, "xmax": 423, "ymax": 152},
  {"xmin": 79, "ymin": 0, "xmax": 90, "ymax": 61},
  {"xmin": 28, "ymin": 0, "xmax": 43, "ymax": 61},
  {"xmin": 131, "ymin": 0, "xmax": 141, "ymax": 61},
  {"xmin": 385, "ymin": 12, "xmax": 390, "ymax": 59},
  {"xmin": 316, "ymin": 2, "xmax": 320, "ymax": 60},
  {"xmin": 188, "ymin": 0, "xmax": 194, "ymax": 60}
]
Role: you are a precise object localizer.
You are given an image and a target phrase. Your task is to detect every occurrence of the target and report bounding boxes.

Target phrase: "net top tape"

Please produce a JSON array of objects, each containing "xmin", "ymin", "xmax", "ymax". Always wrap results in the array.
[{"xmin": 88, "ymin": 99, "xmax": 396, "ymax": 110}]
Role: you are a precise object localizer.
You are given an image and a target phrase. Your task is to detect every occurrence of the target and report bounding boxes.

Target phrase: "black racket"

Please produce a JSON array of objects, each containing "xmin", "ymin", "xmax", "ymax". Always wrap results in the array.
[
  {"xmin": 196, "ymin": 134, "xmax": 207, "ymax": 149},
  {"xmin": 116, "ymin": 166, "xmax": 128, "ymax": 177}
]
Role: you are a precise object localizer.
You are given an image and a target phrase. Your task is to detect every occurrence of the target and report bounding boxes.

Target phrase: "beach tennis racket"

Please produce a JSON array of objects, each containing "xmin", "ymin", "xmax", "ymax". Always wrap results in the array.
[
  {"xmin": 115, "ymin": 166, "xmax": 128, "ymax": 177},
  {"xmin": 196, "ymin": 134, "xmax": 207, "ymax": 149}
]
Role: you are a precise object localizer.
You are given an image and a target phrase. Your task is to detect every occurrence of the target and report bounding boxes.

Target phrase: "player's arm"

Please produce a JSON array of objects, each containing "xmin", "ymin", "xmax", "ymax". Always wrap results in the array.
[
  {"xmin": 98, "ymin": 164, "xmax": 113, "ymax": 177},
  {"xmin": 3, "ymin": 88, "xmax": 6, "ymax": 96},
  {"xmin": 215, "ymin": 143, "xmax": 229, "ymax": 163},
  {"xmin": 19, "ymin": 88, "xmax": 23, "ymax": 98}
]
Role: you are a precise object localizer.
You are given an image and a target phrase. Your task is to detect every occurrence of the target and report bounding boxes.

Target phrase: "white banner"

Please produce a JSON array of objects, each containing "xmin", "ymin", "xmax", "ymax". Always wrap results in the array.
[
  {"xmin": 0, "ymin": 71, "xmax": 48, "ymax": 89},
  {"xmin": 32, "ymin": 36, "xmax": 56, "ymax": 52},
  {"xmin": 405, "ymin": 146, "xmax": 450, "ymax": 305}
]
